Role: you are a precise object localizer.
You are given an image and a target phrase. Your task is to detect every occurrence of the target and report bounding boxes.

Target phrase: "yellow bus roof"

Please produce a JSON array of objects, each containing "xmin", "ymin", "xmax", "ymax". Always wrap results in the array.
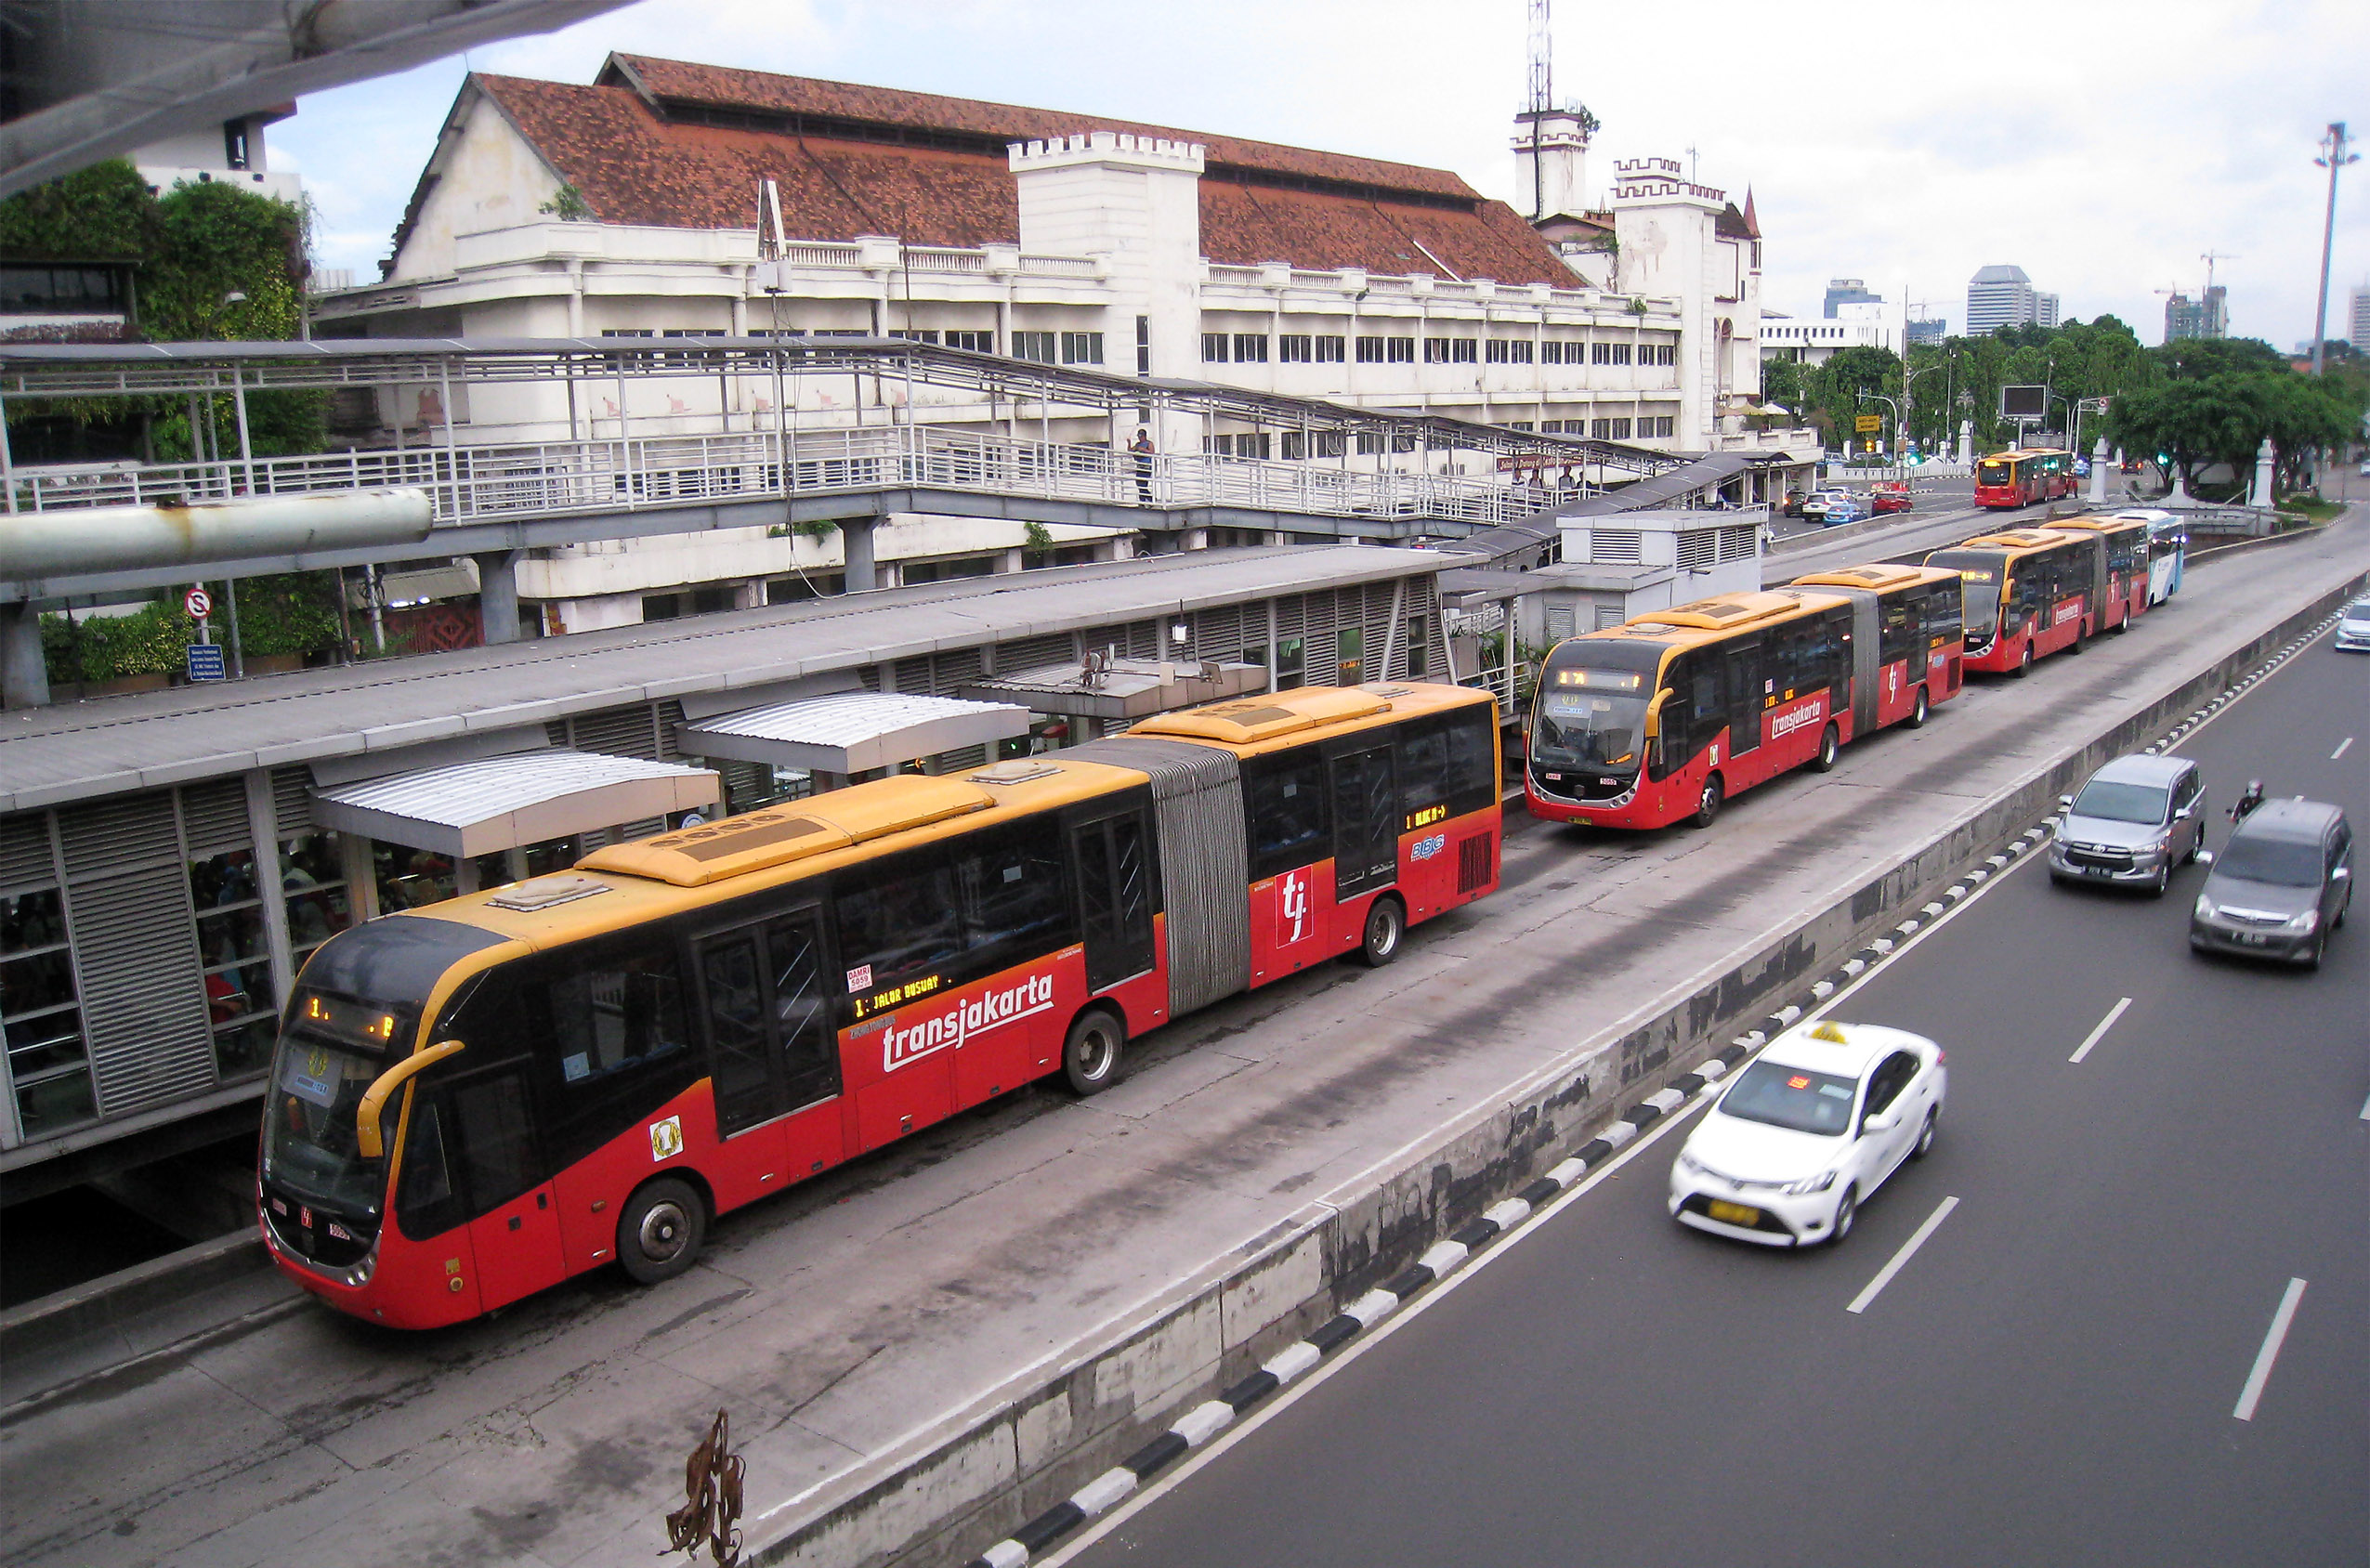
[
  {"xmin": 1949, "ymin": 529, "xmax": 2075, "ymax": 553},
  {"xmin": 1789, "ymin": 563, "xmax": 1958, "ymax": 592},
  {"xmin": 1623, "ymin": 587, "xmax": 1850, "ymax": 635},
  {"xmin": 2040, "ymin": 514, "xmax": 2147, "ymax": 536},
  {"xmin": 1133, "ymin": 679, "xmax": 1492, "ymax": 755},
  {"xmin": 1980, "ymin": 448, "xmax": 2071, "ymax": 461}
]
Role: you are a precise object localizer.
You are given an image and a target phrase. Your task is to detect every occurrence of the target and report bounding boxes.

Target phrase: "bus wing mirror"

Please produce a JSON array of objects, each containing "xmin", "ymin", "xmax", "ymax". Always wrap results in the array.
[{"xmin": 355, "ymin": 1039, "xmax": 466, "ymax": 1159}]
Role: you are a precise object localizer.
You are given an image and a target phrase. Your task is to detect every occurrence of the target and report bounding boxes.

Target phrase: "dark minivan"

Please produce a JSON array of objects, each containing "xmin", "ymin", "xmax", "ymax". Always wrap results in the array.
[{"xmin": 2190, "ymin": 799, "xmax": 2353, "ymax": 969}]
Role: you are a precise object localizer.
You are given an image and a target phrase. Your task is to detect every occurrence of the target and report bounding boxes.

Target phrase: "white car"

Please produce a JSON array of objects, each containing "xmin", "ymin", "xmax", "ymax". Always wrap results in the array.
[{"xmin": 1669, "ymin": 1021, "xmax": 1946, "ymax": 1247}]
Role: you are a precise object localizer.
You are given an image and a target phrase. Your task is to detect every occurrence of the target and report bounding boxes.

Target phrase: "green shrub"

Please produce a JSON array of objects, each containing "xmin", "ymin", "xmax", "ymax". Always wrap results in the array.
[{"xmin": 41, "ymin": 600, "xmax": 191, "ymax": 683}]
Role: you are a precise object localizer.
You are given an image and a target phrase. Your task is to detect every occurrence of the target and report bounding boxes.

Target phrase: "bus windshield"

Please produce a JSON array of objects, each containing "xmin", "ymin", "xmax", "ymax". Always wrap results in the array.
[
  {"xmin": 263, "ymin": 1013, "xmax": 411, "ymax": 1218},
  {"xmin": 1976, "ymin": 461, "xmax": 2011, "ymax": 486},
  {"xmin": 1535, "ymin": 686, "xmax": 1649, "ymax": 768},
  {"xmin": 1930, "ymin": 552, "xmax": 2001, "ymax": 634}
]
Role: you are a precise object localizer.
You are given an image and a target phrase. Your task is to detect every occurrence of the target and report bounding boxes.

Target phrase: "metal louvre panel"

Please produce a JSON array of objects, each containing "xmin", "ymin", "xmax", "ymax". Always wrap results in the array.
[
  {"xmin": 569, "ymin": 703, "xmax": 659, "ymax": 760},
  {"xmin": 935, "ymin": 743, "xmax": 989, "ymax": 773},
  {"xmin": 72, "ymin": 866, "xmax": 216, "ymax": 1116},
  {"xmin": 58, "ymin": 791, "xmax": 178, "ymax": 881},
  {"xmin": 1125, "ymin": 620, "xmax": 1159, "ymax": 660},
  {"xmin": 655, "ymin": 699, "xmax": 687, "ymax": 762},
  {"xmin": 1193, "ymin": 604, "xmax": 1242, "ymax": 660},
  {"xmin": 893, "ymin": 657, "xmax": 934, "ymax": 695},
  {"xmin": 271, "ymin": 765, "xmax": 315, "ymax": 835},
  {"xmin": 545, "ymin": 719, "xmax": 571, "ymax": 748},
  {"xmin": 179, "ymin": 778, "xmax": 252, "ymax": 856},
  {"xmin": 1275, "ymin": 595, "xmax": 1305, "ymax": 641},
  {"xmin": 933, "ymin": 648, "xmax": 983, "ymax": 696},
  {"xmin": 1061, "ymin": 738, "xmax": 1249, "ymax": 1016},
  {"xmin": 997, "ymin": 632, "xmax": 1074, "ymax": 673},
  {"xmin": 1, "ymin": 812, "xmax": 54, "ymax": 891}
]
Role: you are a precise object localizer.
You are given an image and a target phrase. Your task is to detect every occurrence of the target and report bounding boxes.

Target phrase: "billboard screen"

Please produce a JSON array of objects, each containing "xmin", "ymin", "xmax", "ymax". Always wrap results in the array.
[{"xmin": 1999, "ymin": 385, "xmax": 2049, "ymax": 418}]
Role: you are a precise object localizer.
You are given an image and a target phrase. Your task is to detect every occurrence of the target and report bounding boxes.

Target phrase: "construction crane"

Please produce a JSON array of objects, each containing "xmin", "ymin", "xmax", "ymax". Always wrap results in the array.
[{"xmin": 2199, "ymin": 250, "xmax": 2239, "ymax": 292}]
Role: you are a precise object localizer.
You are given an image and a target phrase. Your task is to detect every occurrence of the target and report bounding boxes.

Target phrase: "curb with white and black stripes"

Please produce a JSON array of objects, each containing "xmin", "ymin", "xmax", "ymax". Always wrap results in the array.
[{"xmin": 960, "ymin": 606, "xmax": 2343, "ymax": 1568}]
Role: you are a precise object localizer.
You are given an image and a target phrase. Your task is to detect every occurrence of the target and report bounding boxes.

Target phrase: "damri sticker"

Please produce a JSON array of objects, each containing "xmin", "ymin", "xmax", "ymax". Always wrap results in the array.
[
  {"xmin": 845, "ymin": 963, "xmax": 873, "ymax": 992},
  {"xmin": 648, "ymin": 1115, "xmax": 684, "ymax": 1160}
]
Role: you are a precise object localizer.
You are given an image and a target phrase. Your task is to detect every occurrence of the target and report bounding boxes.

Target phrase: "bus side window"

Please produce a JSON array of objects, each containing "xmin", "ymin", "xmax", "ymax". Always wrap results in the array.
[
  {"xmin": 449, "ymin": 1069, "xmax": 542, "ymax": 1216},
  {"xmin": 962, "ymin": 817, "xmax": 1070, "ymax": 956},
  {"xmin": 544, "ymin": 946, "xmax": 687, "ymax": 1083},
  {"xmin": 837, "ymin": 857, "xmax": 967, "ymax": 993},
  {"xmin": 1245, "ymin": 751, "xmax": 1329, "ymax": 881},
  {"xmin": 1444, "ymin": 706, "xmax": 1498, "ymax": 813},
  {"xmin": 1396, "ymin": 719, "xmax": 1448, "ymax": 819},
  {"xmin": 399, "ymin": 1097, "xmax": 452, "ymax": 1213}
]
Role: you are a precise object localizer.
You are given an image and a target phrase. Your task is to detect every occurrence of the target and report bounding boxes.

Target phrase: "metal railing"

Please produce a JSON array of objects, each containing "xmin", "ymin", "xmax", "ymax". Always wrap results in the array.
[{"xmin": 5, "ymin": 425, "xmax": 1567, "ymax": 532}]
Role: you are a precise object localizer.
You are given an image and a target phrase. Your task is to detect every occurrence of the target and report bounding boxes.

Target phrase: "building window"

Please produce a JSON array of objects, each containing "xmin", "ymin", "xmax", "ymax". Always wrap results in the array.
[
  {"xmin": 600, "ymin": 327, "xmax": 654, "ymax": 368},
  {"xmin": 1355, "ymin": 335, "xmax": 1386, "ymax": 363},
  {"xmin": 1539, "ymin": 341, "xmax": 1560, "ymax": 365},
  {"xmin": 1314, "ymin": 430, "xmax": 1346, "ymax": 457},
  {"xmin": 1609, "ymin": 417, "xmax": 1632, "ymax": 439},
  {"xmin": 890, "ymin": 328, "xmax": 940, "ymax": 345},
  {"xmin": 1453, "ymin": 338, "xmax": 1479, "ymax": 362},
  {"xmin": 1405, "ymin": 617, "xmax": 1428, "ymax": 679},
  {"xmin": 1013, "ymin": 331, "xmax": 1057, "ymax": 363},
  {"xmin": 1278, "ymin": 333, "xmax": 1314, "ymax": 363},
  {"xmin": 1486, "ymin": 339, "xmax": 1510, "ymax": 363},
  {"xmin": 1386, "ymin": 336, "xmax": 1415, "ymax": 363},
  {"xmin": 1203, "ymin": 332, "xmax": 1229, "ymax": 363},
  {"xmin": 1136, "ymin": 315, "xmax": 1150, "ymax": 375},
  {"xmin": 1336, "ymin": 626, "xmax": 1363, "ymax": 684},
  {"xmin": 1652, "ymin": 415, "xmax": 1676, "ymax": 438},
  {"xmin": 279, "ymin": 831, "xmax": 351, "ymax": 966},
  {"xmin": 1392, "ymin": 431, "xmax": 1419, "ymax": 452},
  {"xmin": 223, "ymin": 119, "xmax": 251, "ymax": 171},
  {"xmin": 1316, "ymin": 334, "xmax": 1346, "ymax": 363},
  {"xmin": 945, "ymin": 329, "xmax": 994, "ymax": 353},
  {"xmin": 1591, "ymin": 418, "xmax": 1612, "ymax": 438},
  {"xmin": 190, "ymin": 846, "xmax": 275, "ymax": 1078},
  {"xmin": 1233, "ymin": 333, "xmax": 1269, "ymax": 363},
  {"xmin": 1510, "ymin": 340, "xmax": 1535, "ymax": 364},
  {"xmin": 1279, "ymin": 431, "xmax": 1305, "ymax": 459},
  {"xmin": 1236, "ymin": 432, "xmax": 1272, "ymax": 459},
  {"xmin": 1509, "ymin": 421, "xmax": 1535, "ymax": 433},
  {"xmin": 3, "ymin": 880, "xmax": 94, "ymax": 1138},
  {"xmin": 1424, "ymin": 338, "xmax": 1450, "ymax": 363},
  {"xmin": 1355, "ymin": 431, "xmax": 1385, "ymax": 454},
  {"xmin": 1060, "ymin": 332, "xmax": 1104, "ymax": 365},
  {"xmin": 1276, "ymin": 635, "xmax": 1306, "ymax": 689}
]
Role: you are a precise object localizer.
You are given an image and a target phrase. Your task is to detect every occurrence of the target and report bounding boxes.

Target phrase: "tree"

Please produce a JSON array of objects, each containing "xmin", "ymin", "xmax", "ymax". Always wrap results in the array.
[{"xmin": 2155, "ymin": 337, "xmax": 2285, "ymax": 382}]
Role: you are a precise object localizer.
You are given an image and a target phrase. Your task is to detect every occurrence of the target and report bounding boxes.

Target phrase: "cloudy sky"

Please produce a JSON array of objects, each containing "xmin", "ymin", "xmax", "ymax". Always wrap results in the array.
[{"xmin": 275, "ymin": 0, "xmax": 2368, "ymax": 348}]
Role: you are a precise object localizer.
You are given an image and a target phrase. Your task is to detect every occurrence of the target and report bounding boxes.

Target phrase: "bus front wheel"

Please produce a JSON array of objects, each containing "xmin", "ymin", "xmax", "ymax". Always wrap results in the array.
[
  {"xmin": 1690, "ymin": 775, "xmax": 1724, "ymax": 829},
  {"xmin": 1355, "ymin": 895, "xmax": 1406, "ymax": 967},
  {"xmin": 618, "ymin": 1176, "xmax": 706, "ymax": 1286},
  {"xmin": 1062, "ymin": 1007, "xmax": 1126, "ymax": 1096}
]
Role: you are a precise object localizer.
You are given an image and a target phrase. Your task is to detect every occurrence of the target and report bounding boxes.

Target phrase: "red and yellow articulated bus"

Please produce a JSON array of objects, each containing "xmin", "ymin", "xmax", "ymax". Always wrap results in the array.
[
  {"xmin": 1925, "ymin": 528, "xmax": 2096, "ymax": 674},
  {"xmin": 259, "ymin": 684, "xmax": 1500, "ymax": 1328},
  {"xmin": 1972, "ymin": 448, "xmax": 2078, "ymax": 509},
  {"xmin": 1525, "ymin": 579, "xmax": 1961, "ymax": 831},
  {"xmin": 2041, "ymin": 513, "xmax": 2154, "ymax": 633},
  {"xmin": 1787, "ymin": 563, "xmax": 1968, "ymax": 730}
]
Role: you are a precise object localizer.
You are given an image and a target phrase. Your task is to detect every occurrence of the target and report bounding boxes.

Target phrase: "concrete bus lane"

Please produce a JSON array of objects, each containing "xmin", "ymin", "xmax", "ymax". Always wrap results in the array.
[
  {"xmin": 2, "ymin": 516, "xmax": 2362, "ymax": 1568},
  {"xmin": 1060, "ymin": 625, "xmax": 2366, "ymax": 1568}
]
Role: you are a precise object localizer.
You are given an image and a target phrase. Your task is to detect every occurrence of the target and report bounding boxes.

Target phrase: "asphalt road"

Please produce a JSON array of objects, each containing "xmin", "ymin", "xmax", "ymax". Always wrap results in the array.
[{"xmin": 1066, "ymin": 622, "xmax": 2367, "ymax": 1568}]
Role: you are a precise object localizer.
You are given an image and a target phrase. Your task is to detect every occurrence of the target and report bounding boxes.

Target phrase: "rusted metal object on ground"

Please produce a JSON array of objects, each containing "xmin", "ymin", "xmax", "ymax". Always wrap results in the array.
[{"xmin": 663, "ymin": 1408, "xmax": 745, "ymax": 1566}]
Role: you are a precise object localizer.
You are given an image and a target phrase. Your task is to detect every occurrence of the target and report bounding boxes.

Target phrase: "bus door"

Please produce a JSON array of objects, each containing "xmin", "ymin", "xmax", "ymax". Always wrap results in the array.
[
  {"xmin": 1071, "ymin": 809, "xmax": 1157, "ymax": 993},
  {"xmin": 693, "ymin": 908, "xmax": 845, "ymax": 1184},
  {"xmin": 437, "ymin": 1065, "xmax": 565, "ymax": 1313},
  {"xmin": 1329, "ymin": 740, "xmax": 1398, "ymax": 902},
  {"xmin": 1722, "ymin": 642, "xmax": 1764, "ymax": 762}
]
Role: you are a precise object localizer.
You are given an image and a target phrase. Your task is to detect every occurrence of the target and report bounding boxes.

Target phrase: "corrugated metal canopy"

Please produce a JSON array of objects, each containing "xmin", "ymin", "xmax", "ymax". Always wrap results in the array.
[
  {"xmin": 309, "ymin": 751, "xmax": 718, "ymax": 857},
  {"xmin": 678, "ymin": 691, "xmax": 1030, "ymax": 775}
]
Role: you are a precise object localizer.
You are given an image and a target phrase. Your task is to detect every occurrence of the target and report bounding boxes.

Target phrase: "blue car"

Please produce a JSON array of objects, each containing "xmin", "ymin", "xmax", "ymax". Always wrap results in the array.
[{"xmin": 1822, "ymin": 494, "xmax": 1869, "ymax": 525}]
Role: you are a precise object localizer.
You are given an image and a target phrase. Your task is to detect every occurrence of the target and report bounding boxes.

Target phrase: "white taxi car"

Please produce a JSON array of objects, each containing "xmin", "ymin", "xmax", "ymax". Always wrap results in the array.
[{"xmin": 1669, "ymin": 1021, "xmax": 1946, "ymax": 1247}]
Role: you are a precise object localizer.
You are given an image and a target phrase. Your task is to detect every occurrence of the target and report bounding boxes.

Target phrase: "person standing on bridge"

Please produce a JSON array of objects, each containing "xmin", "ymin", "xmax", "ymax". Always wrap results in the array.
[{"xmin": 1131, "ymin": 427, "xmax": 1156, "ymax": 506}]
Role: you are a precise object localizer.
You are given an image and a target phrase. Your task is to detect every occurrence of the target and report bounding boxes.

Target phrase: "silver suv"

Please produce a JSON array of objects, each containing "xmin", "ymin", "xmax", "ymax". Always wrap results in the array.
[
  {"xmin": 2049, "ymin": 753, "xmax": 2207, "ymax": 897},
  {"xmin": 2192, "ymin": 800, "xmax": 2353, "ymax": 969}
]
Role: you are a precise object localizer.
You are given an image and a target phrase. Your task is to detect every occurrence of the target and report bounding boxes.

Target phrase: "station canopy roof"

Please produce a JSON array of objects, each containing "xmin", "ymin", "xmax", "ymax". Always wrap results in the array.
[
  {"xmin": 962, "ymin": 657, "xmax": 1268, "ymax": 720},
  {"xmin": 677, "ymin": 691, "xmax": 1030, "ymax": 776},
  {"xmin": 309, "ymin": 751, "xmax": 718, "ymax": 856}
]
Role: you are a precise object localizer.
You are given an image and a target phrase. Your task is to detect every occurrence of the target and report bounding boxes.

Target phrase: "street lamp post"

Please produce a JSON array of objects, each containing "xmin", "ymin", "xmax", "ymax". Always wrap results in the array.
[
  {"xmin": 1861, "ymin": 392, "xmax": 1905, "ymax": 482},
  {"xmin": 2311, "ymin": 123, "xmax": 2357, "ymax": 378}
]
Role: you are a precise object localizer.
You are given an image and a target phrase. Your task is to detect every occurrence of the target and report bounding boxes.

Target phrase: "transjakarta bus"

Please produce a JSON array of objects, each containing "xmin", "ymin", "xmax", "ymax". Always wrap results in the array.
[
  {"xmin": 1926, "ymin": 528, "xmax": 2094, "ymax": 674},
  {"xmin": 259, "ymin": 683, "xmax": 1499, "ymax": 1327},
  {"xmin": 1787, "ymin": 563, "xmax": 1968, "ymax": 730},
  {"xmin": 1972, "ymin": 448, "xmax": 2078, "ymax": 509},
  {"xmin": 2041, "ymin": 513, "xmax": 2154, "ymax": 632},
  {"xmin": 2106, "ymin": 509, "xmax": 2189, "ymax": 603},
  {"xmin": 1527, "ymin": 590, "xmax": 1860, "ymax": 831}
]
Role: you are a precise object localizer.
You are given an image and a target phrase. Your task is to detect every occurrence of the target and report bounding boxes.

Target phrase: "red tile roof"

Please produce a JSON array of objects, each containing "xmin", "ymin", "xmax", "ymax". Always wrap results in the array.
[{"xmin": 457, "ymin": 58, "xmax": 1571, "ymax": 286}]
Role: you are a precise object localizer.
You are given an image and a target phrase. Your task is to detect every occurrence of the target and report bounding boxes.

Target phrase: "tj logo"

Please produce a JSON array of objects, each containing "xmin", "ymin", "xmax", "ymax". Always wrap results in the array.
[{"xmin": 1279, "ymin": 870, "xmax": 1310, "ymax": 944}]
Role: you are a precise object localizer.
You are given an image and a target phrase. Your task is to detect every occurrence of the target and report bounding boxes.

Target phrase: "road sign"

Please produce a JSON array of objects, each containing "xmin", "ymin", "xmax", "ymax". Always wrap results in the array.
[
  {"xmin": 183, "ymin": 586, "xmax": 213, "ymax": 620},
  {"xmin": 187, "ymin": 643, "xmax": 226, "ymax": 682},
  {"xmin": 1855, "ymin": 414, "xmax": 1883, "ymax": 433}
]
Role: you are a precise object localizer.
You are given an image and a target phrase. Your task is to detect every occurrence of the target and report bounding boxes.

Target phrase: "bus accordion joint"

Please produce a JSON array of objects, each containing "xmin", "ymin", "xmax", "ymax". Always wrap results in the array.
[{"xmin": 355, "ymin": 1039, "xmax": 467, "ymax": 1159}]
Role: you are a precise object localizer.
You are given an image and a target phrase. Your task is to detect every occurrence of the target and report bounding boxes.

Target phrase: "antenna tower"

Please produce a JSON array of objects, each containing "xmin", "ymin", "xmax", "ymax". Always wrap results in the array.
[{"xmin": 1527, "ymin": 0, "xmax": 1552, "ymax": 115}]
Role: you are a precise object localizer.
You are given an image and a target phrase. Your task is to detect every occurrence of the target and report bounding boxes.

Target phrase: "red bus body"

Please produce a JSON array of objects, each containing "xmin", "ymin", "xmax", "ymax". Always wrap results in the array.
[
  {"xmin": 1972, "ymin": 448, "xmax": 2078, "ymax": 509},
  {"xmin": 1526, "ymin": 579, "xmax": 1964, "ymax": 831},
  {"xmin": 2042, "ymin": 514, "xmax": 2153, "ymax": 632},
  {"xmin": 261, "ymin": 685, "xmax": 1501, "ymax": 1328},
  {"xmin": 1926, "ymin": 529, "xmax": 2095, "ymax": 674}
]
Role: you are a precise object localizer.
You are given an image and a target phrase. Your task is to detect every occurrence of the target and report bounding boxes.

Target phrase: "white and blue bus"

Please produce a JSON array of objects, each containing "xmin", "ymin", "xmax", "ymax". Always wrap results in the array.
[{"xmin": 2110, "ymin": 510, "xmax": 2188, "ymax": 604}]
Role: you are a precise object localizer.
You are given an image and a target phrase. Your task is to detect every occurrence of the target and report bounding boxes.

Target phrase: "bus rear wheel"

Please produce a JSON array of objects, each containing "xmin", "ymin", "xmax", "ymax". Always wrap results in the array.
[
  {"xmin": 1811, "ymin": 723, "xmax": 1840, "ymax": 773},
  {"xmin": 1356, "ymin": 895, "xmax": 1406, "ymax": 967},
  {"xmin": 1691, "ymin": 775, "xmax": 1723, "ymax": 829},
  {"xmin": 2014, "ymin": 642, "xmax": 2034, "ymax": 677},
  {"xmin": 618, "ymin": 1176, "xmax": 706, "ymax": 1286},
  {"xmin": 1905, "ymin": 686, "xmax": 1931, "ymax": 728},
  {"xmin": 1062, "ymin": 1007, "xmax": 1126, "ymax": 1096}
]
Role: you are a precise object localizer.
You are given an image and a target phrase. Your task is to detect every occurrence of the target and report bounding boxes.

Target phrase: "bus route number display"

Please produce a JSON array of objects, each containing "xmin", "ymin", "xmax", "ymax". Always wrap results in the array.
[{"xmin": 1554, "ymin": 669, "xmax": 1643, "ymax": 690}]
